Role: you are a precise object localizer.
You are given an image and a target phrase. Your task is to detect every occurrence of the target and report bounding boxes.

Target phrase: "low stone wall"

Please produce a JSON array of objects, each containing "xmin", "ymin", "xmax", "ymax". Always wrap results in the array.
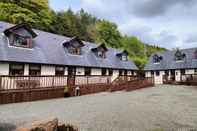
[{"xmin": 16, "ymin": 118, "xmax": 78, "ymax": 131}]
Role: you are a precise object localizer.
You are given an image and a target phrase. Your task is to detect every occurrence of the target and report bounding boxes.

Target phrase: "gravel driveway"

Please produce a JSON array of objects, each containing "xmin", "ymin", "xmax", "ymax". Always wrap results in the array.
[{"xmin": 0, "ymin": 85, "xmax": 197, "ymax": 131}]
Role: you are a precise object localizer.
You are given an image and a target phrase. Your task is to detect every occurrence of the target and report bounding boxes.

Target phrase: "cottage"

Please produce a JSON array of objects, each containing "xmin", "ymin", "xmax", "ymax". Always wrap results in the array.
[
  {"xmin": 144, "ymin": 48, "xmax": 197, "ymax": 84},
  {"xmin": 0, "ymin": 21, "xmax": 138, "ymax": 90}
]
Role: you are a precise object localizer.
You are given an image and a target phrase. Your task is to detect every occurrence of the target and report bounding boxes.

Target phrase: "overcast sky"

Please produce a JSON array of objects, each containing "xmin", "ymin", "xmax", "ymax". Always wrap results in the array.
[{"xmin": 49, "ymin": 0, "xmax": 197, "ymax": 49}]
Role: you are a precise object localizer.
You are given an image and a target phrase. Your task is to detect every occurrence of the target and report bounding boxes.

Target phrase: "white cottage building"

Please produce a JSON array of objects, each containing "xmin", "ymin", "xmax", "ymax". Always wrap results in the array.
[{"xmin": 144, "ymin": 48, "xmax": 197, "ymax": 84}]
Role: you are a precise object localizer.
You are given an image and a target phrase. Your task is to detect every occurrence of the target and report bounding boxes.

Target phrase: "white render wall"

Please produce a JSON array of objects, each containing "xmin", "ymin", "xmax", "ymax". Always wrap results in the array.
[
  {"xmin": 91, "ymin": 68, "xmax": 101, "ymax": 75},
  {"xmin": 175, "ymin": 70, "xmax": 181, "ymax": 82},
  {"xmin": 111, "ymin": 70, "xmax": 119, "ymax": 81},
  {"xmin": 24, "ymin": 64, "xmax": 29, "ymax": 75},
  {"xmin": 145, "ymin": 71, "xmax": 151, "ymax": 78},
  {"xmin": 0, "ymin": 62, "xmax": 9, "ymax": 75},
  {"xmin": 41, "ymin": 65, "xmax": 55, "ymax": 75},
  {"xmin": 185, "ymin": 69, "xmax": 194, "ymax": 75},
  {"xmin": 76, "ymin": 67, "xmax": 84, "ymax": 75},
  {"xmin": 154, "ymin": 71, "xmax": 164, "ymax": 84}
]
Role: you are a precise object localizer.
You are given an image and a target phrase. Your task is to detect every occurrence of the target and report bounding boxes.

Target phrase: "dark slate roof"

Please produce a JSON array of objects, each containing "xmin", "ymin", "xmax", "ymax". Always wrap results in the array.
[
  {"xmin": 0, "ymin": 21, "xmax": 138, "ymax": 70},
  {"xmin": 144, "ymin": 48, "xmax": 197, "ymax": 70}
]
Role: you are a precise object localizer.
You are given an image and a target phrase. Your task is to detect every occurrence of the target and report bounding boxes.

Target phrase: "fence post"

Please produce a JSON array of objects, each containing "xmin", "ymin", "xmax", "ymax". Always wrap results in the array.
[
  {"xmin": 0, "ymin": 76, "xmax": 1, "ymax": 91},
  {"xmin": 52, "ymin": 76, "xmax": 55, "ymax": 88}
]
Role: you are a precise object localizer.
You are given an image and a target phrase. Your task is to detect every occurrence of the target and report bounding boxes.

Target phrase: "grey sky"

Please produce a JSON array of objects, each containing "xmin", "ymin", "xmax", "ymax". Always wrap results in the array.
[{"xmin": 49, "ymin": 0, "xmax": 197, "ymax": 49}]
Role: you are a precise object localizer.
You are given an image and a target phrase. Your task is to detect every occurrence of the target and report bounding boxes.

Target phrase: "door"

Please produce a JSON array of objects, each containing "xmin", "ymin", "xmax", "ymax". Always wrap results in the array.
[
  {"xmin": 67, "ymin": 67, "xmax": 76, "ymax": 87},
  {"xmin": 170, "ymin": 70, "xmax": 175, "ymax": 81}
]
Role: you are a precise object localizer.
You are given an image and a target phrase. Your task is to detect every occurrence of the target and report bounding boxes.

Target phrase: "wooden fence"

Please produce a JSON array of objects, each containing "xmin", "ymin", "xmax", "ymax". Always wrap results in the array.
[{"xmin": 0, "ymin": 75, "xmax": 154, "ymax": 104}]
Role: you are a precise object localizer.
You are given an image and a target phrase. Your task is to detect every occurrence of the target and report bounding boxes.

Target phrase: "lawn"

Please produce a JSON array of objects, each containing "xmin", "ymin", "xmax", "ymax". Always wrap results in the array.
[{"xmin": 0, "ymin": 85, "xmax": 197, "ymax": 131}]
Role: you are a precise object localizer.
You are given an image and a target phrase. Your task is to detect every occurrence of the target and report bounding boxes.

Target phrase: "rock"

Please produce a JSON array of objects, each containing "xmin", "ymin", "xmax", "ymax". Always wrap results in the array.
[
  {"xmin": 16, "ymin": 127, "xmax": 30, "ymax": 131},
  {"xmin": 16, "ymin": 117, "xmax": 58, "ymax": 131},
  {"xmin": 31, "ymin": 117, "xmax": 58, "ymax": 131}
]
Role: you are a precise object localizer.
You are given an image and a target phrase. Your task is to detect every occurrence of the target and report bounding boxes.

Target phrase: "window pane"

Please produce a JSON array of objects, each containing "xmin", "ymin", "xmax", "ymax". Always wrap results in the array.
[{"xmin": 9, "ymin": 63, "xmax": 24, "ymax": 76}]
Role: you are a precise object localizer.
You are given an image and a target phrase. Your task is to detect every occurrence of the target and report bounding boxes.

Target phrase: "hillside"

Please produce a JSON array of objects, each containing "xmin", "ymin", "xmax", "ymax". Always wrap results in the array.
[{"xmin": 0, "ymin": 0, "xmax": 166, "ymax": 69}]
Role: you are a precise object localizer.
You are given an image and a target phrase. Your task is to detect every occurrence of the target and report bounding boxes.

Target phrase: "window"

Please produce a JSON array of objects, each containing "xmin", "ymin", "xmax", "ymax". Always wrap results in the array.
[
  {"xmin": 124, "ymin": 70, "xmax": 128, "ymax": 76},
  {"xmin": 195, "ymin": 69, "xmax": 197, "ymax": 74},
  {"xmin": 102, "ymin": 68, "xmax": 107, "ymax": 76},
  {"xmin": 85, "ymin": 68, "xmax": 91, "ymax": 76},
  {"xmin": 194, "ymin": 50, "xmax": 197, "ymax": 59},
  {"xmin": 181, "ymin": 69, "xmax": 185, "ymax": 75},
  {"xmin": 9, "ymin": 34, "xmax": 32, "ymax": 48},
  {"xmin": 153, "ymin": 54, "xmax": 162, "ymax": 63},
  {"xmin": 55, "ymin": 66, "xmax": 65, "ymax": 76},
  {"xmin": 29, "ymin": 64, "xmax": 41, "ymax": 76},
  {"xmin": 175, "ymin": 50, "xmax": 186, "ymax": 61},
  {"xmin": 119, "ymin": 70, "xmax": 123, "ymax": 76},
  {"xmin": 9, "ymin": 63, "xmax": 24, "ymax": 76},
  {"xmin": 156, "ymin": 71, "xmax": 160, "ymax": 76},
  {"xmin": 97, "ymin": 51, "xmax": 106, "ymax": 58},
  {"xmin": 122, "ymin": 55, "xmax": 128, "ymax": 61},
  {"xmin": 109, "ymin": 69, "xmax": 113, "ymax": 76},
  {"xmin": 68, "ymin": 47, "xmax": 81, "ymax": 55}
]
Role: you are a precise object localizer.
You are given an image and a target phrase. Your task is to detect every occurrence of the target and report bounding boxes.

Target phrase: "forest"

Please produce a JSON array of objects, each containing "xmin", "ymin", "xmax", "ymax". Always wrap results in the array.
[{"xmin": 0, "ymin": 0, "xmax": 166, "ymax": 69}]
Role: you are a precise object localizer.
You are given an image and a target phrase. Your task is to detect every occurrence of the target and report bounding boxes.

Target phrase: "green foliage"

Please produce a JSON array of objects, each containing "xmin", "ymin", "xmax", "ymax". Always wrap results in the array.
[
  {"xmin": 0, "ymin": 1, "xmax": 166, "ymax": 69},
  {"xmin": 94, "ymin": 20, "xmax": 122, "ymax": 48},
  {"xmin": 0, "ymin": 0, "xmax": 53, "ymax": 31}
]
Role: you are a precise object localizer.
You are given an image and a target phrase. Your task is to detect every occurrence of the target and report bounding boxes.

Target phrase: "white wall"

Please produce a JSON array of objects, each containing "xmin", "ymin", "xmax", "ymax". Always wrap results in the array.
[
  {"xmin": 145, "ymin": 71, "xmax": 151, "ymax": 77},
  {"xmin": 41, "ymin": 65, "xmax": 55, "ymax": 75},
  {"xmin": 175, "ymin": 70, "xmax": 181, "ymax": 82},
  {"xmin": 0, "ymin": 62, "xmax": 9, "ymax": 75},
  {"xmin": 111, "ymin": 70, "xmax": 119, "ymax": 81},
  {"xmin": 76, "ymin": 67, "xmax": 84, "ymax": 75},
  {"xmin": 91, "ymin": 68, "xmax": 101, "ymax": 75},
  {"xmin": 24, "ymin": 64, "xmax": 29, "ymax": 75},
  {"xmin": 154, "ymin": 71, "xmax": 164, "ymax": 84},
  {"xmin": 185, "ymin": 69, "xmax": 194, "ymax": 75}
]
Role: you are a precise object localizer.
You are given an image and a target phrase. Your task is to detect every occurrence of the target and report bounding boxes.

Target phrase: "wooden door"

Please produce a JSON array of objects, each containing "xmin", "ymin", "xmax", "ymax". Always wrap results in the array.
[{"xmin": 67, "ymin": 67, "xmax": 76, "ymax": 87}]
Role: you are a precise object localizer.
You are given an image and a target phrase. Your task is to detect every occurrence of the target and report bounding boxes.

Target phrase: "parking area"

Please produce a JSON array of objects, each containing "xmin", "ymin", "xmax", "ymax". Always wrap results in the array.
[{"xmin": 0, "ymin": 85, "xmax": 197, "ymax": 131}]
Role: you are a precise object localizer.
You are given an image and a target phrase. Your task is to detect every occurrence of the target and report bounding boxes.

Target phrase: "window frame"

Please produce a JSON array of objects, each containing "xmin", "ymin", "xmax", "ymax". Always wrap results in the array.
[
  {"xmin": 55, "ymin": 66, "xmax": 65, "ymax": 76},
  {"xmin": 9, "ymin": 63, "xmax": 24, "ymax": 76},
  {"xmin": 29, "ymin": 64, "xmax": 41, "ymax": 76},
  {"xmin": 85, "ymin": 67, "xmax": 91, "ymax": 76},
  {"xmin": 156, "ymin": 71, "xmax": 160, "ymax": 76}
]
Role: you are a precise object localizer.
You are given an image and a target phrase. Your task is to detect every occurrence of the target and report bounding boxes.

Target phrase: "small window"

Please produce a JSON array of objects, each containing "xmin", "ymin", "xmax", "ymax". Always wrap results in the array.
[
  {"xmin": 122, "ymin": 55, "xmax": 128, "ymax": 61},
  {"xmin": 85, "ymin": 68, "xmax": 91, "ymax": 76},
  {"xmin": 109, "ymin": 69, "xmax": 113, "ymax": 76},
  {"xmin": 194, "ymin": 69, "xmax": 197, "ymax": 73},
  {"xmin": 124, "ymin": 70, "xmax": 128, "ymax": 76},
  {"xmin": 55, "ymin": 66, "xmax": 65, "ymax": 76},
  {"xmin": 9, "ymin": 63, "xmax": 24, "ymax": 76},
  {"xmin": 68, "ymin": 47, "xmax": 81, "ymax": 55},
  {"xmin": 194, "ymin": 50, "xmax": 197, "ymax": 59},
  {"xmin": 102, "ymin": 68, "xmax": 107, "ymax": 76},
  {"xmin": 181, "ymin": 69, "xmax": 185, "ymax": 75},
  {"xmin": 153, "ymin": 54, "xmax": 162, "ymax": 63},
  {"xmin": 175, "ymin": 50, "xmax": 186, "ymax": 61},
  {"xmin": 9, "ymin": 34, "xmax": 32, "ymax": 48},
  {"xmin": 119, "ymin": 70, "xmax": 123, "ymax": 76},
  {"xmin": 97, "ymin": 51, "xmax": 106, "ymax": 58},
  {"xmin": 156, "ymin": 71, "xmax": 160, "ymax": 76},
  {"xmin": 29, "ymin": 64, "xmax": 41, "ymax": 76}
]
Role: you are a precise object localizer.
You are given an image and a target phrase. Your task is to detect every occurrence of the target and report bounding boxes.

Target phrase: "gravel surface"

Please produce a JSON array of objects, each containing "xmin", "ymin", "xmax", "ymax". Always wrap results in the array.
[{"xmin": 0, "ymin": 85, "xmax": 197, "ymax": 131}]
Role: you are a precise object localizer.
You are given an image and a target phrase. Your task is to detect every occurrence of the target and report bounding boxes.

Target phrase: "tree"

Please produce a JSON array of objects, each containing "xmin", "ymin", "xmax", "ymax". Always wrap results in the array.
[
  {"xmin": 0, "ymin": 0, "xmax": 53, "ymax": 31},
  {"xmin": 93, "ymin": 20, "xmax": 122, "ymax": 48}
]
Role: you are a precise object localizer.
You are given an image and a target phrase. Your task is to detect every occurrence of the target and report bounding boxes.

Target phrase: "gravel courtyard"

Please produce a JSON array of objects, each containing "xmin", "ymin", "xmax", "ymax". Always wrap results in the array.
[{"xmin": 0, "ymin": 85, "xmax": 197, "ymax": 131}]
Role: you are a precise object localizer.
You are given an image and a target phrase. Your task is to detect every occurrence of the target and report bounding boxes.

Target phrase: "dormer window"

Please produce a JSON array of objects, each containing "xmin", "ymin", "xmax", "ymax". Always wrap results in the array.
[
  {"xmin": 116, "ymin": 50, "xmax": 128, "ymax": 61},
  {"xmin": 4, "ymin": 23, "xmax": 37, "ymax": 48},
  {"xmin": 194, "ymin": 50, "xmax": 197, "ymax": 59},
  {"xmin": 153, "ymin": 54, "xmax": 162, "ymax": 64},
  {"xmin": 91, "ymin": 44, "xmax": 108, "ymax": 59},
  {"xmin": 174, "ymin": 49, "xmax": 186, "ymax": 61},
  {"xmin": 63, "ymin": 37, "xmax": 84, "ymax": 55}
]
